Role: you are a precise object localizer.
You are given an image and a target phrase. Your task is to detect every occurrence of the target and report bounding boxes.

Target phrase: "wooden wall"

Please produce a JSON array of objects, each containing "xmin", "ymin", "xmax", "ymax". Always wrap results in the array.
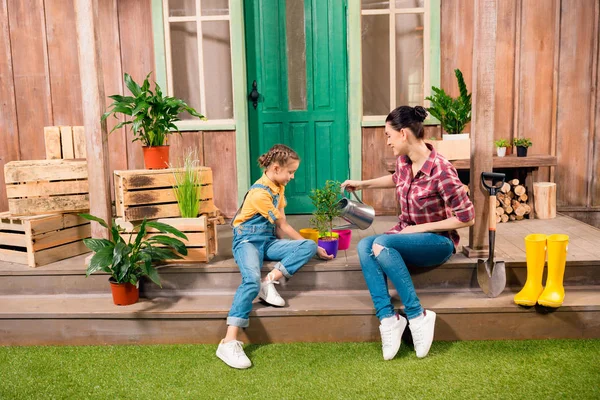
[
  {"xmin": 0, "ymin": 0, "xmax": 237, "ymax": 218},
  {"xmin": 365, "ymin": 0, "xmax": 600, "ymax": 226}
]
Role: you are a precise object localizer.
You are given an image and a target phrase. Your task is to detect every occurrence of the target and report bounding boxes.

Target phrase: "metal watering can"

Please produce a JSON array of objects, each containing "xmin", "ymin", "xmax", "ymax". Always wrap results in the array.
[{"xmin": 335, "ymin": 190, "xmax": 375, "ymax": 230}]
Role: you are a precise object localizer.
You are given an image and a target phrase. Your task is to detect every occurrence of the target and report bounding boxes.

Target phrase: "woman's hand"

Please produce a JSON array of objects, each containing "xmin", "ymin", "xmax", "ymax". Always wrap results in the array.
[
  {"xmin": 317, "ymin": 246, "xmax": 334, "ymax": 260},
  {"xmin": 399, "ymin": 225, "xmax": 424, "ymax": 234},
  {"xmin": 341, "ymin": 180, "xmax": 364, "ymax": 192}
]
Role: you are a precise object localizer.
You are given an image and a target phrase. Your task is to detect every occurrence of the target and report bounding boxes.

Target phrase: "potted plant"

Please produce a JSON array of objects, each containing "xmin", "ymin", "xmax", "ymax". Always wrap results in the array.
[
  {"xmin": 309, "ymin": 180, "xmax": 342, "ymax": 258},
  {"xmin": 102, "ymin": 73, "xmax": 205, "ymax": 169},
  {"xmin": 426, "ymin": 68, "xmax": 472, "ymax": 141},
  {"xmin": 513, "ymin": 138, "xmax": 532, "ymax": 157},
  {"xmin": 80, "ymin": 213, "xmax": 188, "ymax": 306},
  {"xmin": 494, "ymin": 139, "xmax": 510, "ymax": 157},
  {"xmin": 172, "ymin": 149, "xmax": 201, "ymax": 218}
]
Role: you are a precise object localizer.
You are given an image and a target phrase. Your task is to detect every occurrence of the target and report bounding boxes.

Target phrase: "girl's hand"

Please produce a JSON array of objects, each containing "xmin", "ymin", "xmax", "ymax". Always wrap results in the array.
[
  {"xmin": 341, "ymin": 180, "xmax": 363, "ymax": 192},
  {"xmin": 317, "ymin": 246, "xmax": 334, "ymax": 260}
]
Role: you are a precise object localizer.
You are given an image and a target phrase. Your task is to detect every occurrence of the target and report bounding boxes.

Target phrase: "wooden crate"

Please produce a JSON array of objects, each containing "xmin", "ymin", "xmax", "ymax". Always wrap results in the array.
[
  {"xmin": 44, "ymin": 126, "xmax": 86, "ymax": 159},
  {"xmin": 4, "ymin": 159, "xmax": 89, "ymax": 216},
  {"xmin": 0, "ymin": 212, "xmax": 91, "ymax": 268},
  {"xmin": 426, "ymin": 138, "xmax": 471, "ymax": 160},
  {"xmin": 116, "ymin": 216, "xmax": 217, "ymax": 263},
  {"xmin": 114, "ymin": 167, "xmax": 218, "ymax": 222}
]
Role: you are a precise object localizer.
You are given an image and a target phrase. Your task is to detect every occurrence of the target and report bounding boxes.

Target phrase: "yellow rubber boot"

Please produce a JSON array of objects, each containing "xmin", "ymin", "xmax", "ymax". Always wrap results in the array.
[
  {"xmin": 537, "ymin": 234, "xmax": 569, "ymax": 308},
  {"xmin": 514, "ymin": 234, "xmax": 547, "ymax": 306}
]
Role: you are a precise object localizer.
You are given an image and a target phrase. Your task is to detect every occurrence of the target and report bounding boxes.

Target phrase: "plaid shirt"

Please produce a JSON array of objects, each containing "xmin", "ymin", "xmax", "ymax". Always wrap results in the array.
[{"xmin": 389, "ymin": 144, "xmax": 474, "ymax": 250}]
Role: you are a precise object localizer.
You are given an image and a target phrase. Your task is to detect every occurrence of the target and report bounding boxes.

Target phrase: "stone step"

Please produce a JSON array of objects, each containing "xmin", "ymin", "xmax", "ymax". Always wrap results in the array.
[
  {"xmin": 1, "ymin": 287, "xmax": 598, "ymax": 346},
  {"xmin": 1, "ymin": 253, "xmax": 599, "ymax": 296}
]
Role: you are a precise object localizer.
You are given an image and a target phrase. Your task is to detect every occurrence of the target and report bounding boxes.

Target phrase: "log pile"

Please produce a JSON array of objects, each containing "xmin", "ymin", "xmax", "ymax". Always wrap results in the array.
[{"xmin": 495, "ymin": 179, "xmax": 531, "ymax": 223}]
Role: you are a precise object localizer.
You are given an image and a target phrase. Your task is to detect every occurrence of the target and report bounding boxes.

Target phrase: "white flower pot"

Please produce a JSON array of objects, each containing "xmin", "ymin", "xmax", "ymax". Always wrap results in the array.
[
  {"xmin": 442, "ymin": 133, "xmax": 470, "ymax": 141},
  {"xmin": 496, "ymin": 147, "xmax": 507, "ymax": 157}
]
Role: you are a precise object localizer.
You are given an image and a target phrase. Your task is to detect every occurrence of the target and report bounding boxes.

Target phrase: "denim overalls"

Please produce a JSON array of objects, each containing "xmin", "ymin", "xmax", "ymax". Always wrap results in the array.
[{"xmin": 227, "ymin": 183, "xmax": 317, "ymax": 328}]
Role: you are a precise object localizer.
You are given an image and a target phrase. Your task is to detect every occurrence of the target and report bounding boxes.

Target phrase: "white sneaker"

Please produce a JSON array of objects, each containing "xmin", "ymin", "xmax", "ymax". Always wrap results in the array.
[
  {"xmin": 379, "ymin": 315, "xmax": 407, "ymax": 360},
  {"xmin": 216, "ymin": 339, "xmax": 252, "ymax": 369},
  {"xmin": 408, "ymin": 310, "xmax": 436, "ymax": 358},
  {"xmin": 259, "ymin": 278, "xmax": 285, "ymax": 307}
]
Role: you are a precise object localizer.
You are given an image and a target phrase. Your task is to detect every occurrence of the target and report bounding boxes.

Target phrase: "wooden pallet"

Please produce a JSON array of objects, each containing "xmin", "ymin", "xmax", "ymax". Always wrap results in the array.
[
  {"xmin": 116, "ymin": 216, "xmax": 217, "ymax": 263},
  {"xmin": 0, "ymin": 212, "xmax": 91, "ymax": 268},
  {"xmin": 4, "ymin": 159, "xmax": 89, "ymax": 216},
  {"xmin": 44, "ymin": 126, "xmax": 86, "ymax": 159},
  {"xmin": 114, "ymin": 167, "xmax": 218, "ymax": 222}
]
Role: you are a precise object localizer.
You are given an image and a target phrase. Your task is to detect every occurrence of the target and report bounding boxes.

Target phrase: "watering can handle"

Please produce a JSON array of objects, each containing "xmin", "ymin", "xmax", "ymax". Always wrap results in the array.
[{"xmin": 343, "ymin": 189, "xmax": 365, "ymax": 204}]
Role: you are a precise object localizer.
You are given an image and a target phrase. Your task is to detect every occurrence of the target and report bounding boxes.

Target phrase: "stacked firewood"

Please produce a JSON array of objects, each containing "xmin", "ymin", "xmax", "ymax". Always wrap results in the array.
[
  {"xmin": 495, "ymin": 179, "xmax": 531, "ymax": 223},
  {"xmin": 462, "ymin": 179, "xmax": 531, "ymax": 223}
]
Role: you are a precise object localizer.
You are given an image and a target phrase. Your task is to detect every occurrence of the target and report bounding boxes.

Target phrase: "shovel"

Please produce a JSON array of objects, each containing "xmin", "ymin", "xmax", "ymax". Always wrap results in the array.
[{"xmin": 477, "ymin": 172, "xmax": 507, "ymax": 298}]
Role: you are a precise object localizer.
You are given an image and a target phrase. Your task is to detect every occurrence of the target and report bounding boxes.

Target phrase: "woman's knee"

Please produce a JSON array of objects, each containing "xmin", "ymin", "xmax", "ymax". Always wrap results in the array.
[{"xmin": 357, "ymin": 236, "xmax": 376, "ymax": 255}]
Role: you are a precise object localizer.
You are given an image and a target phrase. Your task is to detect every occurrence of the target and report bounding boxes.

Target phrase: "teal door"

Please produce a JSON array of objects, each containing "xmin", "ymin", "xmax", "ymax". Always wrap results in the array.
[{"xmin": 244, "ymin": 0, "xmax": 349, "ymax": 213}]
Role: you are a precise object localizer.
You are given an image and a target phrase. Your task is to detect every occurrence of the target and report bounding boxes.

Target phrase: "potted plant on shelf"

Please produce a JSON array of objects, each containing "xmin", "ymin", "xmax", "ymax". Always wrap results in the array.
[
  {"xmin": 309, "ymin": 180, "xmax": 342, "ymax": 258},
  {"xmin": 513, "ymin": 137, "xmax": 532, "ymax": 157},
  {"xmin": 102, "ymin": 73, "xmax": 205, "ymax": 169},
  {"xmin": 425, "ymin": 69, "xmax": 472, "ymax": 160},
  {"xmin": 494, "ymin": 139, "xmax": 510, "ymax": 157},
  {"xmin": 80, "ymin": 213, "xmax": 188, "ymax": 306}
]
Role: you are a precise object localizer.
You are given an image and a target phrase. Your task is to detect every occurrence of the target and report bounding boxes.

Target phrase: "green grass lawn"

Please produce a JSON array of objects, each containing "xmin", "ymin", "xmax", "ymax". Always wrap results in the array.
[{"xmin": 1, "ymin": 340, "xmax": 599, "ymax": 399}]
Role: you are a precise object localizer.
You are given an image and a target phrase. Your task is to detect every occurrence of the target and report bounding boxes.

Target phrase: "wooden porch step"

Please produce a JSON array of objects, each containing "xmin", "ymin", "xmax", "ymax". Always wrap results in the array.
[
  {"xmin": 1, "ymin": 252, "xmax": 599, "ymax": 295},
  {"xmin": 1, "ymin": 287, "xmax": 598, "ymax": 346}
]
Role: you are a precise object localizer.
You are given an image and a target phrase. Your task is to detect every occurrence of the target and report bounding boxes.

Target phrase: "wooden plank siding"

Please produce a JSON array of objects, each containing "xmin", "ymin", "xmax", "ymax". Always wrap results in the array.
[{"xmin": 0, "ymin": 0, "xmax": 598, "ymax": 225}]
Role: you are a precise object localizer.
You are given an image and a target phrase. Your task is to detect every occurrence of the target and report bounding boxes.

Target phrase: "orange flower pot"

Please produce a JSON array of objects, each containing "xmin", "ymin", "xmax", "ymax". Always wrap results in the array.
[
  {"xmin": 142, "ymin": 145, "xmax": 170, "ymax": 169},
  {"xmin": 109, "ymin": 278, "xmax": 139, "ymax": 306}
]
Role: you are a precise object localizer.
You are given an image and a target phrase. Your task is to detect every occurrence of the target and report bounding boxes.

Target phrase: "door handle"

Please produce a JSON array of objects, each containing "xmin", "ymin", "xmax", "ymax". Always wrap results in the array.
[{"xmin": 248, "ymin": 80, "xmax": 260, "ymax": 109}]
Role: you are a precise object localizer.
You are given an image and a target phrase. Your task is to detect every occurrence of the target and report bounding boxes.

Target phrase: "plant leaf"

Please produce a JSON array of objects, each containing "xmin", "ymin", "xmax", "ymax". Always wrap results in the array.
[
  {"xmin": 86, "ymin": 246, "xmax": 114, "ymax": 277},
  {"xmin": 146, "ymin": 221, "xmax": 188, "ymax": 240},
  {"xmin": 83, "ymin": 238, "xmax": 113, "ymax": 252},
  {"xmin": 79, "ymin": 213, "xmax": 108, "ymax": 228}
]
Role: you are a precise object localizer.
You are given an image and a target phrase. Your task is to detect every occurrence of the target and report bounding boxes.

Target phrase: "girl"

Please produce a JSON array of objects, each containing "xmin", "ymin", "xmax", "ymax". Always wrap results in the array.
[
  {"xmin": 342, "ymin": 106, "xmax": 474, "ymax": 360},
  {"xmin": 217, "ymin": 144, "xmax": 332, "ymax": 369}
]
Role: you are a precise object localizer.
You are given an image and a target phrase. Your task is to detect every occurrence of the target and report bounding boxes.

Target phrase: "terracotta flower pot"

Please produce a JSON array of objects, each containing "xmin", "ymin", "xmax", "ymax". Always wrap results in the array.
[
  {"xmin": 109, "ymin": 278, "xmax": 139, "ymax": 306},
  {"xmin": 142, "ymin": 145, "xmax": 170, "ymax": 169}
]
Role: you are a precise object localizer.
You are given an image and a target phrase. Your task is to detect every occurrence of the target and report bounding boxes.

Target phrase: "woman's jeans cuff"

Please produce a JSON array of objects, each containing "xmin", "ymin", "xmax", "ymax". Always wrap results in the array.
[
  {"xmin": 227, "ymin": 316, "xmax": 249, "ymax": 328},
  {"xmin": 273, "ymin": 261, "xmax": 291, "ymax": 279}
]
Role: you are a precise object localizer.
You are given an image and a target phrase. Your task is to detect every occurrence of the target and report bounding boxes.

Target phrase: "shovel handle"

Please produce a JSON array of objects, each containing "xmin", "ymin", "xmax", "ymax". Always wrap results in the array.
[{"xmin": 489, "ymin": 195, "xmax": 497, "ymax": 231}]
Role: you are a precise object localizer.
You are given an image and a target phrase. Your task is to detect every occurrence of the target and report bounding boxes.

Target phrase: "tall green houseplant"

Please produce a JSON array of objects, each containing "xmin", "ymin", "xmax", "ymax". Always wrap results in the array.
[
  {"xmin": 425, "ymin": 68, "xmax": 472, "ymax": 135},
  {"xmin": 172, "ymin": 149, "xmax": 201, "ymax": 218},
  {"xmin": 102, "ymin": 73, "xmax": 206, "ymax": 169},
  {"xmin": 309, "ymin": 180, "xmax": 342, "ymax": 238}
]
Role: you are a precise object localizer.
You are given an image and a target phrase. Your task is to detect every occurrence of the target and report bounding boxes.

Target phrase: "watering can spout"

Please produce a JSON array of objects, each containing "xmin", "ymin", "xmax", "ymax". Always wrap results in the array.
[{"xmin": 335, "ymin": 190, "xmax": 375, "ymax": 230}]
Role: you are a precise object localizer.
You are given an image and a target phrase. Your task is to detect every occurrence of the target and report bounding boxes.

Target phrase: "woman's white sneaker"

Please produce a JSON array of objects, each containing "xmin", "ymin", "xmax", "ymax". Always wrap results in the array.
[
  {"xmin": 259, "ymin": 279, "xmax": 285, "ymax": 307},
  {"xmin": 216, "ymin": 340, "xmax": 252, "ymax": 369},
  {"xmin": 379, "ymin": 314, "xmax": 407, "ymax": 360},
  {"xmin": 408, "ymin": 310, "xmax": 436, "ymax": 358}
]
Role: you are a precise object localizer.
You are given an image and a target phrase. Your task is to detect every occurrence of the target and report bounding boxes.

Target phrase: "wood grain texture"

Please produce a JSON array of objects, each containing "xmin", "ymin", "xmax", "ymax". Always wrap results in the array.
[
  {"xmin": 0, "ymin": 0, "xmax": 20, "ymax": 212},
  {"xmin": 203, "ymin": 131, "xmax": 237, "ymax": 218},
  {"xmin": 44, "ymin": 126, "xmax": 62, "ymax": 159},
  {"xmin": 8, "ymin": 0, "xmax": 52, "ymax": 161},
  {"xmin": 555, "ymin": 2, "xmax": 596, "ymax": 207},
  {"xmin": 44, "ymin": 0, "xmax": 83, "ymax": 126},
  {"xmin": 516, "ymin": 0, "xmax": 557, "ymax": 181},
  {"xmin": 468, "ymin": 0, "xmax": 497, "ymax": 250},
  {"xmin": 361, "ymin": 127, "xmax": 396, "ymax": 215},
  {"xmin": 494, "ymin": 0, "xmax": 517, "ymax": 144},
  {"xmin": 117, "ymin": 0, "xmax": 154, "ymax": 170},
  {"xmin": 594, "ymin": 0, "xmax": 600, "ymax": 207},
  {"xmin": 4, "ymin": 159, "xmax": 88, "ymax": 183},
  {"xmin": 169, "ymin": 132, "xmax": 205, "ymax": 166}
]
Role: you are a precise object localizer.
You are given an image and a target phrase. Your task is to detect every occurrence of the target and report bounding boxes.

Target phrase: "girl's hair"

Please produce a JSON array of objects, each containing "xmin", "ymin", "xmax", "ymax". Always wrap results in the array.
[
  {"xmin": 385, "ymin": 105, "xmax": 428, "ymax": 139},
  {"xmin": 257, "ymin": 144, "xmax": 300, "ymax": 168}
]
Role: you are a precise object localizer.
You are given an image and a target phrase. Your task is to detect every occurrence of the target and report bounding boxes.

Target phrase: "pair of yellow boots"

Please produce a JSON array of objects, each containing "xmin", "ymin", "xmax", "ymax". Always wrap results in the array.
[{"xmin": 514, "ymin": 234, "xmax": 569, "ymax": 308}]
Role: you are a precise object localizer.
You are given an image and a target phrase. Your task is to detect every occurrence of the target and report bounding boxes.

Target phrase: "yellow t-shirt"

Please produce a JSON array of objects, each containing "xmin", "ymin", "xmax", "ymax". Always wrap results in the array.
[{"xmin": 232, "ymin": 174, "xmax": 287, "ymax": 227}]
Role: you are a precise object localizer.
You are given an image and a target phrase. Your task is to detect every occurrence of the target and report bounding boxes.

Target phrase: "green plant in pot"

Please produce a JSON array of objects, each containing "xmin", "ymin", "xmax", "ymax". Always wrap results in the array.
[
  {"xmin": 513, "ymin": 137, "xmax": 532, "ymax": 157},
  {"xmin": 80, "ymin": 213, "xmax": 188, "ymax": 306},
  {"xmin": 102, "ymin": 73, "xmax": 205, "ymax": 170},
  {"xmin": 309, "ymin": 180, "xmax": 342, "ymax": 258},
  {"xmin": 426, "ymin": 68, "xmax": 472, "ymax": 139},
  {"xmin": 494, "ymin": 139, "xmax": 510, "ymax": 157}
]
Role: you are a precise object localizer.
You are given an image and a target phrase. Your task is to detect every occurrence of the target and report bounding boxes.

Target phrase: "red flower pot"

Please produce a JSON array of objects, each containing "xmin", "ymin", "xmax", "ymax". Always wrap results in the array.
[
  {"xmin": 109, "ymin": 278, "xmax": 139, "ymax": 306},
  {"xmin": 142, "ymin": 145, "xmax": 170, "ymax": 169}
]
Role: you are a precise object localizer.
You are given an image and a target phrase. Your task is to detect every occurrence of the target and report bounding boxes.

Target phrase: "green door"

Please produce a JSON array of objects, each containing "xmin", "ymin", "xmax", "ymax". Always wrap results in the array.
[{"xmin": 244, "ymin": 0, "xmax": 349, "ymax": 214}]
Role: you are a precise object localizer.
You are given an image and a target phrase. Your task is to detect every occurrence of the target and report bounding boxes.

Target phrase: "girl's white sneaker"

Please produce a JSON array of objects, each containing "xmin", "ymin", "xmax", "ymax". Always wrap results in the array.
[{"xmin": 216, "ymin": 340, "xmax": 252, "ymax": 369}]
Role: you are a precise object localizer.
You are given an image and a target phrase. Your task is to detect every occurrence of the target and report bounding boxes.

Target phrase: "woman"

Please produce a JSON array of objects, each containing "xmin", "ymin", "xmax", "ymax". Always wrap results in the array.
[{"xmin": 341, "ymin": 105, "xmax": 474, "ymax": 360}]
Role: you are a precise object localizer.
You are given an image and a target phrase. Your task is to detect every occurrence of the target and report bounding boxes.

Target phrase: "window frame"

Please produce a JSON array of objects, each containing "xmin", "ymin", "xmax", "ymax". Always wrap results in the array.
[{"xmin": 360, "ymin": 0, "xmax": 440, "ymax": 126}]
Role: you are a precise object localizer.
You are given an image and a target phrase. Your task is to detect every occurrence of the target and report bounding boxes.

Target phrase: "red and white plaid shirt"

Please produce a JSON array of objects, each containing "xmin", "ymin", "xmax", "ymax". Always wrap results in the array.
[{"xmin": 388, "ymin": 144, "xmax": 474, "ymax": 250}]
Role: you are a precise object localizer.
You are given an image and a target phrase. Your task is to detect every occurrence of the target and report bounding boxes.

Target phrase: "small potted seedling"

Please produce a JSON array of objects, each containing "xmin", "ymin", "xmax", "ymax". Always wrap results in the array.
[
  {"xmin": 513, "ymin": 138, "xmax": 532, "ymax": 157},
  {"xmin": 309, "ymin": 180, "xmax": 342, "ymax": 258},
  {"xmin": 494, "ymin": 139, "xmax": 510, "ymax": 157}
]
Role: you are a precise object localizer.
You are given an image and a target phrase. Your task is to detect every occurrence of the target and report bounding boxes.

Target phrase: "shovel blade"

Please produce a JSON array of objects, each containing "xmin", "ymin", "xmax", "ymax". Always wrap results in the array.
[{"xmin": 477, "ymin": 259, "xmax": 506, "ymax": 298}]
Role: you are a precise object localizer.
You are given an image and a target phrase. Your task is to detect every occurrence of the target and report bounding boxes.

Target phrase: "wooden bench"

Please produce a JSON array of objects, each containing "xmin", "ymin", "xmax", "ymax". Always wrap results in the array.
[{"xmin": 385, "ymin": 154, "xmax": 558, "ymax": 218}]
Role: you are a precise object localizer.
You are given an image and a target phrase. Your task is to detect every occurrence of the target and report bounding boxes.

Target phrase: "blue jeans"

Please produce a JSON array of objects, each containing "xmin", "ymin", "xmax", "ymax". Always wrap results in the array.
[
  {"xmin": 227, "ymin": 223, "xmax": 317, "ymax": 328},
  {"xmin": 357, "ymin": 233, "xmax": 454, "ymax": 320}
]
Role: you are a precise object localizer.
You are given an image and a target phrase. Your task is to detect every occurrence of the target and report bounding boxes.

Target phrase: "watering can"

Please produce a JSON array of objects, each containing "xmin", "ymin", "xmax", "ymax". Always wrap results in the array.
[{"xmin": 335, "ymin": 190, "xmax": 375, "ymax": 230}]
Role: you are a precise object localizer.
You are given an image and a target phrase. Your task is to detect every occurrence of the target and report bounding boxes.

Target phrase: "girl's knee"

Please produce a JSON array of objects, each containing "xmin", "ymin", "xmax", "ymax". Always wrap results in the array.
[
  {"xmin": 303, "ymin": 239, "xmax": 318, "ymax": 256},
  {"xmin": 243, "ymin": 276, "xmax": 261, "ymax": 297}
]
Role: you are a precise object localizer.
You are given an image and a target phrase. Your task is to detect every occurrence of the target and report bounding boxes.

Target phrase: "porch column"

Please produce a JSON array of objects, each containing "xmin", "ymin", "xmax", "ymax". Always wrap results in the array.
[
  {"xmin": 464, "ymin": 0, "xmax": 497, "ymax": 257},
  {"xmin": 74, "ymin": 0, "xmax": 111, "ymax": 239}
]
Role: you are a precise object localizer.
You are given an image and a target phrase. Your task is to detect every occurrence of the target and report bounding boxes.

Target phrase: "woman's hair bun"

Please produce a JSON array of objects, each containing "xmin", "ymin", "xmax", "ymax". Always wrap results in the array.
[{"xmin": 414, "ymin": 106, "xmax": 428, "ymax": 122}]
